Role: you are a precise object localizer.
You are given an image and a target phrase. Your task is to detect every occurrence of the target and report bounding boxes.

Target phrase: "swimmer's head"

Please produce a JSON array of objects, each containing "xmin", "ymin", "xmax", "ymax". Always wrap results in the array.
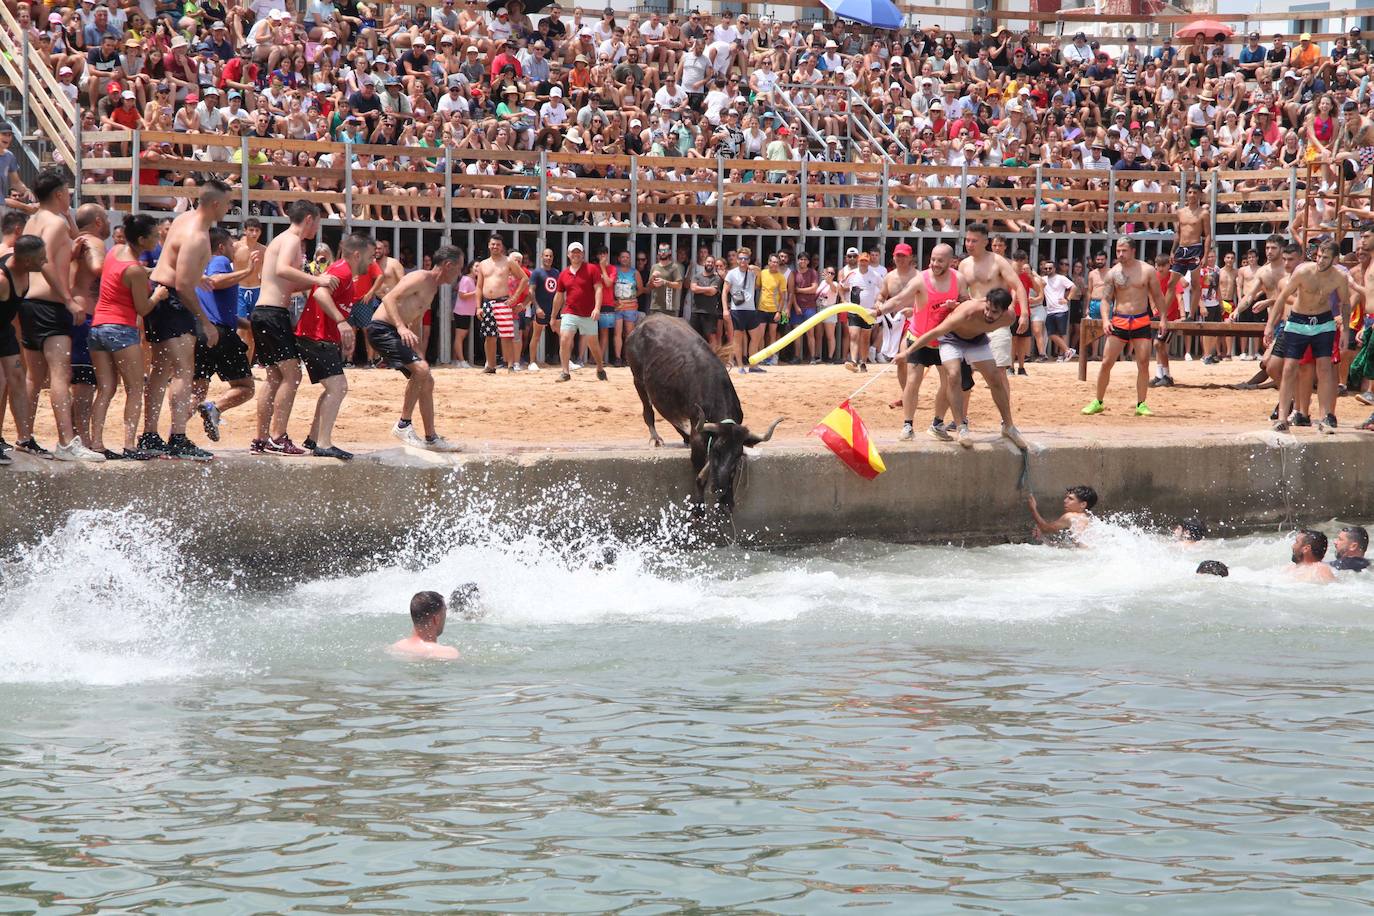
[
  {"xmin": 1174, "ymin": 517, "xmax": 1208, "ymax": 542},
  {"xmin": 410, "ymin": 590, "xmax": 447, "ymax": 635},
  {"xmin": 1292, "ymin": 528, "xmax": 1328, "ymax": 563},
  {"xmin": 449, "ymin": 582, "xmax": 483, "ymax": 621},
  {"xmin": 1196, "ymin": 560, "xmax": 1229, "ymax": 577},
  {"xmin": 1064, "ymin": 485, "xmax": 1098, "ymax": 512}
]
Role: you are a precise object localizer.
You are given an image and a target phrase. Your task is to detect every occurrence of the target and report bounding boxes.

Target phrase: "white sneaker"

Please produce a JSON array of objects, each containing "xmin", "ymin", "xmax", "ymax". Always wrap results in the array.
[
  {"xmin": 569, "ymin": 361, "xmax": 584, "ymax": 371},
  {"xmin": 422, "ymin": 434, "xmax": 462, "ymax": 453},
  {"xmin": 1063, "ymin": 348, "xmax": 1077, "ymax": 360},
  {"xmin": 457, "ymin": 360, "xmax": 472, "ymax": 369},
  {"xmin": 899, "ymin": 423, "xmax": 914, "ymax": 441},
  {"xmin": 1357, "ymin": 391, "xmax": 1374, "ymax": 406},
  {"xmin": 527, "ymin": 362, "xmax": 541, "ymax": 372},
  {"xmin": 1185, "ymin": 353, "xmax": 1194, "ymax": 362},
  {"xmin": 54, "ymin": 436, "xmax": 106, "ymax": 463},
  {"xmin": 957, "ymin": 422, "xmax": 972, "ymax": 449},
  {"xmin": 1001, "ymin": 424, "xmax": 1027, "ymax": 449},
  {"xmin": 391, "ymin": 422, "xmax": 424, "ymax": 448}
]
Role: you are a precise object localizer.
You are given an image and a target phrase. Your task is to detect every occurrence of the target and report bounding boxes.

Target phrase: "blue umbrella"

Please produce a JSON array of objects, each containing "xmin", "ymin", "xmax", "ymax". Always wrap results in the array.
[{"xmin": 820, "ymin": 0, "xmax": 903, "ymax": 31}]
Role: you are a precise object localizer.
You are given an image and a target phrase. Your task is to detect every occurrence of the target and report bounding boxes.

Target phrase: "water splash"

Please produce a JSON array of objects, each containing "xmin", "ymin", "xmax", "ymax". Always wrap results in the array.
[{"xmin": 0, "ymin": 510, "xmax": 207, "ymax": 685}]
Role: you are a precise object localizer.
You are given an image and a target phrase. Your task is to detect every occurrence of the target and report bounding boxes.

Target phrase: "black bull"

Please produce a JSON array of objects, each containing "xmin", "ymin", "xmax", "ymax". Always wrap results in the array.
[{"xmin": 624, "ymin": 315, "xmax": 783, "ymax": 509}]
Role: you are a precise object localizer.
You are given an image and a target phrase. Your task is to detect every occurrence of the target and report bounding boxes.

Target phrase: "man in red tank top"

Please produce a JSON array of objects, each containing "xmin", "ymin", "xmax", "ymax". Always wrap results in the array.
[{"xmin": 876, "ymin": 242, "xmax": 962, "ymax": 441}]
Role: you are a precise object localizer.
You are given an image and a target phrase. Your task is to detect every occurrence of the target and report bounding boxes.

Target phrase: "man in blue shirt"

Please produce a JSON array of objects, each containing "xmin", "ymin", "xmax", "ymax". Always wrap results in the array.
[
  {"xmin": 193, "ymin": 227, "xmax": 258, "ymax": 442},
  {"xmin": 527, "ymin": 247, "xmax": 560, "ymax": 370},
  {"xmin": 1238, "ymin": 31, "xmax": 1267, "ymax": 78}
]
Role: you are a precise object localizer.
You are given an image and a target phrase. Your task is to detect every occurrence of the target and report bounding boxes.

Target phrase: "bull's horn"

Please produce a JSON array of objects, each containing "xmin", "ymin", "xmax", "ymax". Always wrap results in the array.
[
  {"xmin": 745, "ymin": 417, "xmax": 784, "ymax": 445},
  {"xmin": 700, "ymin": 422, "xmax": 724, "ymax": 435},
  {"xmin": 696, "ymin": 462, "xmax": 711, "ymax": 487}
]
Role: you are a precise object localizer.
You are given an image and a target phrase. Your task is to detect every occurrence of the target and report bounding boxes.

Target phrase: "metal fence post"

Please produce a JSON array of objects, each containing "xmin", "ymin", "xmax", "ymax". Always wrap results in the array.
[
  {"xmin": 630, "ymin": 154, "xmax": 639, "ymax": 230},
  {"xmin": 799, "ymin": 156, "xmax": 809, "ymax": 242},
  {"xmin": 20, "ymin": 31, "xmax": 30, "ymax": 139},
  {"xmin": 239, "ymin": 134, "xmax": 249, "ymax": 216},
  {"xmin": 1032, "ymin": 165, "xmax": 1043, "ymax": 246},
  {"xmin": 1107, "ymin": 179, "xmax": 1116, "ymax": 235},
  {"xmin": 957, "ymin": 163, "xmax": 969, "ymax": 238},
  {"xmin": 130, "ymin": 130, "xmax": 141, "ymax": 213},
  {"xmin": 73, "ymin": 117, "xmax": 83, "ymax": 208},
  {"xmin": 536, "ymin": 148, "xmax": 547, "ymax": 257},
  {"xmin": 343, "ymin": 145, "xmax": 352, "ymax": 230},
  {"xmin": 1207, "ymin": 176, "xmax": 1219, "ymax": 243},
  {"xmin": 715, "ymin": 156, "xmax": 724, "ymax": 231},
  {"xmin": 879, "ymin": 159, "xmax": 889, "ymax": 249},
  {"xmin": 443, "ymin": 148, "xmax": 453, "ymax": 245}
]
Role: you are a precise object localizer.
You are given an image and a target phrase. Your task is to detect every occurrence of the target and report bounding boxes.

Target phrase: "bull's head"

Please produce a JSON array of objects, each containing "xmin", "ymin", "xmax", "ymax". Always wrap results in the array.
[{"xmin": 692, "ymin": 416, "xmax": 784, "ymax": 510}]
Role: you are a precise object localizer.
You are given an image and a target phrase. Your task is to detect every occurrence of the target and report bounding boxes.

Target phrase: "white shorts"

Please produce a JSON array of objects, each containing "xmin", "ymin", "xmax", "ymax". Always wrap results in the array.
[
  {"xmin": 988, "ymin": 326, "xmax": 1013, "ymax": 368},
  {"xmin": 1030, "ymin": 305, "xmax": 1047, "ymax": 323},
  {"xmin": 939, "ymin": 334, "xmax": 996, "ymax": 366}
]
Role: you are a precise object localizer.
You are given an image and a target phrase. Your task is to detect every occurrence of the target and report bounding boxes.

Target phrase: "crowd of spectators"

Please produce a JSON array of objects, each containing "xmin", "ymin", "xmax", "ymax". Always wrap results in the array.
[{"xmin": 13, "ymin": 0, "xmax": 1366, "ymax": 234}]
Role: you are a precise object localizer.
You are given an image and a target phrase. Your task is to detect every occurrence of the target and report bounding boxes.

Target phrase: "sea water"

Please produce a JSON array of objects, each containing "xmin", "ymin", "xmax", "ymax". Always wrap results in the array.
[{"xmin": 2, "ymin": 505, "xmax": 1373, "ymax": 913}]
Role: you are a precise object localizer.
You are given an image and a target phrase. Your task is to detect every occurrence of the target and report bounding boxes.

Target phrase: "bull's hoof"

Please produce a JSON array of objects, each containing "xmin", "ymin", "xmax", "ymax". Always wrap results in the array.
[{"xmin": 650, "ymin": 437, "xmax": 663, "ymax": 448}]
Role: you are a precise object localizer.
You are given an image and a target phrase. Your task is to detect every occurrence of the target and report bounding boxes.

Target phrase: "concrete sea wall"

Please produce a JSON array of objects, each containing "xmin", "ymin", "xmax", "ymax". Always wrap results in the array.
[{"xmin": 1, "ymin": 433, "xmax": 1370, "ymax": 572}]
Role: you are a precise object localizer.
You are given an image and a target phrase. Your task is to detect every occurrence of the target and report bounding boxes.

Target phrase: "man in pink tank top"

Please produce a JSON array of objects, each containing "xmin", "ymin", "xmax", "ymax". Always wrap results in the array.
[{"xmin": 877, "ymin": 242, "xmax": 963, "ymax": 441}]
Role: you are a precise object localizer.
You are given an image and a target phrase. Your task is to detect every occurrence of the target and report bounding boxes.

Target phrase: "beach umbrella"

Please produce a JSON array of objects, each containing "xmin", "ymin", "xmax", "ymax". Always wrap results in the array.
[
  {"xmin": 820, "ymin": 0, "xmax": 904, "ymax": 32},
  {"xmin": 1176, "ymin": 19, "xmax": 1234, "ymax": 40}
]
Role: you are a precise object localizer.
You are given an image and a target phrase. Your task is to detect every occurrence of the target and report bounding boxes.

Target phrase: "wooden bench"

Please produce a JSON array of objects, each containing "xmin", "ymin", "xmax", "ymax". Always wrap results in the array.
[{"xmin": 1077, "ymin": 319, "xmax": 1267, "ymax": 381}]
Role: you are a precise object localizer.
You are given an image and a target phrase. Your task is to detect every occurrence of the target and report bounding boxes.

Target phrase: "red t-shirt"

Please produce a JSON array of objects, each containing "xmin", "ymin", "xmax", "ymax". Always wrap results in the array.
[
  {"xmin": 509, "ymin": 263, "xmax": 530, "ymax": 307},
  {"xmin": 557, "ymin": 262, "xmax": 602, "ymax": 317},
  {"xmin": 1158, "ymin": 271, "xmax": 1181, "ymax": 322},
  {"xmin": 219, "ymin": 56, "xmax": 259, "ymax": 90},
  {"xmin": 296, "ymin": 260, "xmax": 359, "ymax": 343}
]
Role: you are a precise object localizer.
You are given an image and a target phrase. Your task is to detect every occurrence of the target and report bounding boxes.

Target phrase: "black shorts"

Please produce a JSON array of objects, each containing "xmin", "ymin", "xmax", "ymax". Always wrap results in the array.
[
  {"xmin": 19, "ymin": 298, "xmax": 72, "ymax": 350},
  {"xmin": 1108, "ymin": 313, "xmax": 1154, "ymax": 342},
  {"xmin": 729, "ymin": 309, "xmax": 759, "ymax": 332},
  {"xmin": 295, "ymin": 335, "xmax": 346, "ymax": 384},
  {"xmin": 906, "ymin": 345, "xmax": 942, "ymax": 367},
  {"xmin": 756, "ymin": 311, "xmax": 777, "ymax": 326},
  {"xmin": 1170, "ymin": 243, "xmax": 1204, "ymax": 275},
  {"xmin": 1013, "ymin": 314, "xmax": 1033, "ymax": 338},
  {"xmin": 0, "ymin": 321, "xmax": 18, "ymax": 358},
  {"xmin": 1277, "ymin": 315, "xmax": 1338, "ymax": 361},
  {"xmin": 533, "ymin": 303, "xmax": 554, "ymax": 326},
  {"xmin": 1238, "ymin": 304, "xmax": 1266, "ymax": 323},
  {"xmin": 71, "ymin": 364, "xmax": 96, "ymax": 386},
  {"xmin": 1204, "ymin": 304, "xmax": 1222, "ymax": 323},
  {"xmin": 453, "ymin": 314, "xmax": 473, "ymax": 331},
  {"xmin": 365, "ymin": 320, "xmax": 422, "ymax": 377},
  {"xmin": 848, "ymin": 312, "xmax": 873, "ymax": 330},
  {"xmin": 144, "ymin": 288, "xmax": 198, "ymax": 344},
  {"xmin": 195, "ymin": 325, "xmax": 253, "ymax": 382},
  {"xmin": 252, "ymin": 305, "xmax": 298, "ymax": 367},
  {"xmin": 689, "ymin": 312, "xmax": 718, "ymax": 338},
  {"xmin": 347, "ymin": 297, "xmax": 380, "ymax": 330}
]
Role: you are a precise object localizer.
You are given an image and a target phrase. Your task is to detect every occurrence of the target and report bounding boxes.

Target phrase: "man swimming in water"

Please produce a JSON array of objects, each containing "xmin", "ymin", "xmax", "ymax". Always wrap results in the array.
[
  {"xmin": 1028, "ymin": 484, "xmax": 1096, "ymax": 541},
  {"xmin": 389, "ymin": 590, "xmax": 461, "ymax": 660},
  {"xmin": 1330, "ymin": 525, "xmax": 1369, "ymax": 572},
  {"xmin": 1289, "ymin": 528, "xmax": 1336, "ymax": 583},
  {"xmin": 450, "ymin": 582, "xmax": 485, "ymax": 621}
]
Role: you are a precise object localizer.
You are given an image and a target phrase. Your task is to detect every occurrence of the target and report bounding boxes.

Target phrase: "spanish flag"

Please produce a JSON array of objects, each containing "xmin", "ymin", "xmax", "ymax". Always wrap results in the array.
[{"xmin": 811, "ymin": 400, "xmax": 886, "ymax": 480}]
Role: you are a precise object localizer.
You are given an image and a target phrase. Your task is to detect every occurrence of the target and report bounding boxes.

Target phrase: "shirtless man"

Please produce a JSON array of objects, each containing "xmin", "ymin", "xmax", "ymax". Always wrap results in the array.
[
  {"xmin": 896, "ymin": 287, "xmax": 1026, "ymax": 449},
  {"xmin": 0, "ymin": 234, "xmax": 47, "ymax": 464},
  {"xmin": 141, "ymin": 179, "xmax": 232, "ymax": 460},
  {"xmin": 250, "ymin": 200, "xmax": 337, "ymax": 455},
  {"xmin": 1166, "ymin": 183, "xmax": 1211, "ymax": 319},
  {"xmin": 232, "ymin": 217, "xmax": 265, "ymax": 359},
  {"xmin": 0, "ymin": 211, "xmax": 28, "ymax": 454},
  {"xmin": 876, "ymin": 242, "xmax": 960, "ymax": 441},
  {"xmin": 1082, "ymin": 237, "xmax": 1166, "ymax": 417},
  {"xmin": 388, "ymin": 590, "xmax": 460, "ymax": 660},
  {"xmin": 875, "ymin": 242, "xmax": 919, "ymax": 407},
  {"xmin": 365, "ymin": 245, "xmax": 463, "ymax": 452},
  {"xmin": 474, "ymin": 233, "xmax": 529, "ymax": 374},
  {"xmin": 1265, "ymin": 239, "xmax": 1348, "ymax": 433},
  {"xmin": 1214, "ymin": 249, "xmax": 1240, "ymax": 361},
  {"xmin": 19, "ymin": 167, "xmax": 102, "ymax": 460},
  {"xmin": 957, "ymin": 223, "xmax": 1027, "ymax": 376},
  {"xmin": 1028, "ymin": 484, "xmax": 1096, "ymax": 543},
  {"xmin": 1085, "ymin": 249, "xmax": 1110, "ymax": 357},
  {"xmin": 69, "ymin": 204, "xmax": 110, "ymax": 449},
  {"xmin": 1234, "ymin": 235, "xmax": 1291, "ymax": 387},
  {"xmin": 1289, "ymin": 528, "xmax": 1337, "ymax": 583}
]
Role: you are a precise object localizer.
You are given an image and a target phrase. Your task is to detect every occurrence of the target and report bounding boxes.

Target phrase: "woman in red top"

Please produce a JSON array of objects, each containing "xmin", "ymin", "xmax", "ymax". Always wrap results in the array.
[{"xmin": 89, "ymin": 213, "xmax": 161, "ymax": 460}]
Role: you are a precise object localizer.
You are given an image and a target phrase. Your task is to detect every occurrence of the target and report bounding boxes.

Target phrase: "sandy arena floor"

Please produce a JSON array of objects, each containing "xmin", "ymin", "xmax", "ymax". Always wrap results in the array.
[{"xmin": 19, "ymin": 354, "xmax": 1369, "ymax": 456}]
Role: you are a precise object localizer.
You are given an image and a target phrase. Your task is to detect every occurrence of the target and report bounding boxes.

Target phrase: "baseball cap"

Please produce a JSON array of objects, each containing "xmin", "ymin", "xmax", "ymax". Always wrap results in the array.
[
  {"xmin": 204, "ymin": 86, "xmax": 220, "ymax": 95},
  {"xmin": 170, "ymin": 35, "xmax": 188, "ymax": 48},
  {"xmin": 845, "ymin": 246, "xmax": 859, "ymax": 256},
  {"xmin": 59, "ymin": 66, "xmax": 73, "ymax": 75},
  {"xmin": 121, "ymin": 90, "xmax": 135, "ymax": 99},
  {"xmin": 48, "ymin": 11, "xmax": 62, "ymax": 22},
  {"xmin": 568, "ymin": 241, "xmax": 584, "ymax": 252},
  {"xmin": 1300, "ymin": 32, "xmax": 1312, "ymax": 41},
  {"xmin": 550, "ymin": 86, "xmax": 562, "ymax": 97},
  {"xmin": 893, "ymin": 243, "xmax": 913, "ymax": 257}
]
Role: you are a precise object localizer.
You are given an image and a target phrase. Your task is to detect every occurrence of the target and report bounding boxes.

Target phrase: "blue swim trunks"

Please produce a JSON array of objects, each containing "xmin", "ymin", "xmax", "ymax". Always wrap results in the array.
[{"xmin": 237, "ymin": 286, "xmax": 261, "ymax": 321}]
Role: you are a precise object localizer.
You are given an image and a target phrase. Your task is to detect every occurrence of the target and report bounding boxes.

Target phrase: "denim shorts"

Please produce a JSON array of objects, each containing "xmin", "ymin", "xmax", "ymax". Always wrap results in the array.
[
  {"xmin": 597, "ymin": 311, "xmax": 618, "ymax": 330},
  {"xmin": 88, "ymin": 323, "xmax": 142, "ymax": 353},
  {"xmin": 616, "ymin": 309, "xmax": 643, "ymax": 324}
]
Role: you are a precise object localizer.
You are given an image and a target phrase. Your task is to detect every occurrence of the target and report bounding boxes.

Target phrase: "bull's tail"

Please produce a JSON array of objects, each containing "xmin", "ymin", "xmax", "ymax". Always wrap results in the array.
[{"xmin": 712, "ymin": 342, "xmax": 733, "ymax": 366}]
